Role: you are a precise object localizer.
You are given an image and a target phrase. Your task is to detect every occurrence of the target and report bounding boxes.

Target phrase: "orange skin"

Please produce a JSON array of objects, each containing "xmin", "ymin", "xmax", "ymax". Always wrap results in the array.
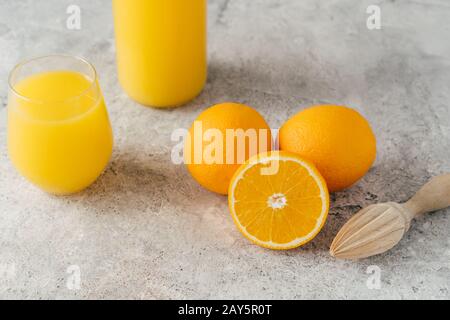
[
  {"xmin": 185, "ymin": 102, "xmax": 272, "ymax": 195},
  {"xmin": 279, "ymin": 105, "xmax": 376, "ymax": 192}
]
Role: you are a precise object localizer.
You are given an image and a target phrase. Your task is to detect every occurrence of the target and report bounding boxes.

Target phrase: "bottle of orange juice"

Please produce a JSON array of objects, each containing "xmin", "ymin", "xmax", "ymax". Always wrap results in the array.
[{"xmin": 112, "ymin": 0, "xmax": 207, "ymax": 108}]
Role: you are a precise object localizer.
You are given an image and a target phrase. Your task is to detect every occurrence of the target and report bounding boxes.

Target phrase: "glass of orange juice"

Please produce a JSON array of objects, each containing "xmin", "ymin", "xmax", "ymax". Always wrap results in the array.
[{"xmin": 7, "ymin": 55, "xmax": 114, "ymax": 195}]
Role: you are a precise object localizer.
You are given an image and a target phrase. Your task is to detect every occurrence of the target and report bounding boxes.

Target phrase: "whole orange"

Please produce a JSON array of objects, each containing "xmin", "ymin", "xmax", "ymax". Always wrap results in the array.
[
  {"xmin": 279, "ymin": 105, "xmax": 376, "ymax": 192},
  {"xmin": 185, "ymin": 103, "xmax": 272, "ymax": 195}
]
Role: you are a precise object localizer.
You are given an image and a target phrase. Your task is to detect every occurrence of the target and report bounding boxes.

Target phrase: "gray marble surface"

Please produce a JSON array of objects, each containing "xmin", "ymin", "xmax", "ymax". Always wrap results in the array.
[{"xmin": 0, "ymin": 0, "xmax": 449, "ymax": 300}]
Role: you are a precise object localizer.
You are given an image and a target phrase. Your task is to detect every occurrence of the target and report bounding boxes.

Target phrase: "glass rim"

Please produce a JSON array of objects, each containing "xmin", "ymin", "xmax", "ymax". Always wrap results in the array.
[{"xmin": 8, "ymin": 54, "xmax": 98, "ymax": 104}]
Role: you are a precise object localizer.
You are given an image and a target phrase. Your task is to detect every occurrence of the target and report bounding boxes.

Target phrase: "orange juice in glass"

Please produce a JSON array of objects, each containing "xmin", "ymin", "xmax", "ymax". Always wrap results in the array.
[
  {"xmin": 112, "ymin": 0, "xmax": 207, "ymax": 107},
  {"xmin": 7, "ymin": 55, "xmax": 113, "ymax": 195}
]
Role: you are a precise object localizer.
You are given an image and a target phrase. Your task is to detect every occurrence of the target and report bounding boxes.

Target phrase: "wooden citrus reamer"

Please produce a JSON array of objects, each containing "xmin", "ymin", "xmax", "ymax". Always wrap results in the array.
[{"xmin": 330, "ymin": 174, "xmax": 450, "ymax": 260}]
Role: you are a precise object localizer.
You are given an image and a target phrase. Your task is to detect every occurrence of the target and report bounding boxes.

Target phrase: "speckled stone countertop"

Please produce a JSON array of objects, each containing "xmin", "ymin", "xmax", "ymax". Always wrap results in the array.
[{"xmin": 0, "ymin": 0, "xmax": 449, "ymax": 299}]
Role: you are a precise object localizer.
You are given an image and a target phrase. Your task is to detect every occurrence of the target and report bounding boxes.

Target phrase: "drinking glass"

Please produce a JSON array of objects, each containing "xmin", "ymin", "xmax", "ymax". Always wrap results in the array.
[{"xmin": 7, "ymin": 55, "xmax": 113, "ymax": 195}]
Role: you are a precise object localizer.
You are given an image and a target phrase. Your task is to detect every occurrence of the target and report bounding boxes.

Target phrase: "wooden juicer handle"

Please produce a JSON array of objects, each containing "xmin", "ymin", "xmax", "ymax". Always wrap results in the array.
[{"xmin": 403, "ymin": 174, "xmax": 450, "ymax": 219}]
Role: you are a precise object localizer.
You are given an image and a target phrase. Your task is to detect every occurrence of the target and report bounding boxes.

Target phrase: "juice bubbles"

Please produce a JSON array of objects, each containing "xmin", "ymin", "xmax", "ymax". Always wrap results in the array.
[
  {"xmin": 112, "ymin": 0, "xmax": 207, "ymax": 107},
  {"xmin": 7, "ymin": 56, "xmax": 113, "ymax": 195}
]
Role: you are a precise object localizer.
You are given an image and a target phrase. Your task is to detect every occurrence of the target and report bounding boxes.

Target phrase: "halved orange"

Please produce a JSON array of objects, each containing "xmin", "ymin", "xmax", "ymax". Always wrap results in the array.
[{"xmin": 228, "ymin": 151, "xmax": 330, "ymax": 250}]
